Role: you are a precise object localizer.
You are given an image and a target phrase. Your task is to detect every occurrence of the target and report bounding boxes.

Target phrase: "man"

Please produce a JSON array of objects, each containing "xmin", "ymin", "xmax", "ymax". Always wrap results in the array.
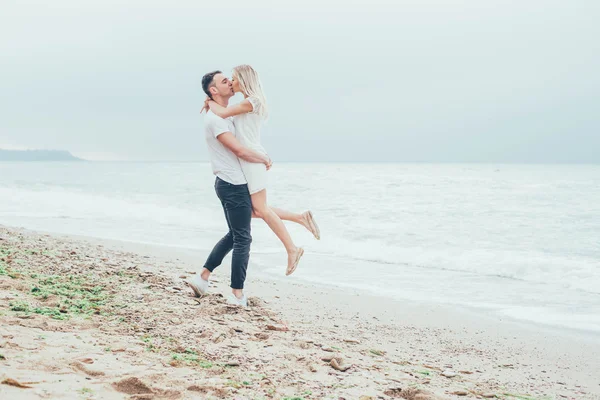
[{"xmin": 187, "ymin": 70, "xmax": 271, "ymax": 307}]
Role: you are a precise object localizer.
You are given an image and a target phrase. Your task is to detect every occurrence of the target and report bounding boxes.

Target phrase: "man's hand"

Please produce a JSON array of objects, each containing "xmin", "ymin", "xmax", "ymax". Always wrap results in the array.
[{"xmin": 265, "ymin": 157, "xmax": 273, "ymax": 171}]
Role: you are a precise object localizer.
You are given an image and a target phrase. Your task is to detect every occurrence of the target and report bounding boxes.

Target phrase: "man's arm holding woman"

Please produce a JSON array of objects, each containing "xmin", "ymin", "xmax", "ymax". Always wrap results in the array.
[{"xmin": 217, "ymin": 132, "xmax": 272, "ymax": 169}]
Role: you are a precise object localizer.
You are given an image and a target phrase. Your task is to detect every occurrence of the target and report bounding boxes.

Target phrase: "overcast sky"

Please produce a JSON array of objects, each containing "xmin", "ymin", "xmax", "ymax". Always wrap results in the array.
[{"xmin": 1, "ymin": 0, "xmax": 598, "ymax": 162}]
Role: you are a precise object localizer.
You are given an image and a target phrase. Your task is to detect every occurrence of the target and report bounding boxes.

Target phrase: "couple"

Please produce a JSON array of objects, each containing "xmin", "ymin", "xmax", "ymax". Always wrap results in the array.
[{"xmin": 187, "ymin": 65, "xmax": 320, "ymax": 306}]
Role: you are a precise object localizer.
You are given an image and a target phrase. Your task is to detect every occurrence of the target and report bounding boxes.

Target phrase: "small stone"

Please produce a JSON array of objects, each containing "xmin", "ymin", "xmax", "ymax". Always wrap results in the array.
[
  {"xmin": 482, "ymin": 394, "xmax": 496, "ymax": 398},
  {"xmin": 383, "ymin": 388, "xmax": 403, "ymax": 397},
  {"xmin": 330, "ymin": 357, "xmax": 351, "ymax": 372},
  {"xmin": 441, "ymin": 370, "xmax": 457, "ymax": 378},
  {"xmin": 451, "ymin": 391, "xmax": 468, "ymax": 396},
  {"xmin": 179, "ymin": 275, "xmax": 187, "ymax": 279},
  {"xmin": 254, "ymin": 332, "xmax": 269, "ymax": 340},
  {"xmin": 266, "ymin": 324, "xmax": 288, "ymax": 332},
  {"xmin": 212, "ymin": 333, "xmax": 225, "ymax": 344},
  {"xmin": 322, "ymin": 346, "xmax": 335, "ymax": 352},
  {"xmin": 170, "ymin": 318, "xmax": 181, "ymax": 325}
]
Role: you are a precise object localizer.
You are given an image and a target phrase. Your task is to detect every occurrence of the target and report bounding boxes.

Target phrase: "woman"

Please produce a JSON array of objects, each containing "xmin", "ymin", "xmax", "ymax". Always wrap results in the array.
[{"xmin": 203, "ymin": 65, "xmax": 319, "ymax": 276}]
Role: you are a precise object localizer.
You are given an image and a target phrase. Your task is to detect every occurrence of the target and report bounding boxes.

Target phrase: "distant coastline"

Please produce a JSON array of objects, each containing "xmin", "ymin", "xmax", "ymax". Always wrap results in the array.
[{"xmin": 0, "ymin": 149, "xmax": 83, "ymax": 162}]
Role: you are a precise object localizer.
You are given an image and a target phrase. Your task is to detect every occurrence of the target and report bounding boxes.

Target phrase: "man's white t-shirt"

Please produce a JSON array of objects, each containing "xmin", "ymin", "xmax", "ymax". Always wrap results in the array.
[{"xmin": 204, "ymin": 111, "xmax": 247, "ymax": 185}]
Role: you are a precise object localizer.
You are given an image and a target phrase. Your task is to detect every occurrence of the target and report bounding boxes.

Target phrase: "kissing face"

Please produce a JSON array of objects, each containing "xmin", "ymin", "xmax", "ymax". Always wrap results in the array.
[
  {"xmin": 232, "ymin": 75, "xmax": 241, "ymax": 94},
  {"xmin": 210, "ymin": 73, "xmax": 234, "ymax": 98}
]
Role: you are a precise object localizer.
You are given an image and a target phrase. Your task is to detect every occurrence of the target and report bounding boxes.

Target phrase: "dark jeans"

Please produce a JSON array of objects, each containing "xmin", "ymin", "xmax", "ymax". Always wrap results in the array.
[{"xmin": 204, "ymin": 177, "xmax": 252, "ymax": 289}]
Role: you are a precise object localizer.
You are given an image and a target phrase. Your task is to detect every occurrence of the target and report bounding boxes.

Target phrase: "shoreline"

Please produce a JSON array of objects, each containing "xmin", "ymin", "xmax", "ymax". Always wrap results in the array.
[
  {"xmin": 1, "ymin": 225, "xmax": 599, "ymax": 399},
  {"xmin": 9, "ymin": 225, "xmax": 600, "ymax": 340}
]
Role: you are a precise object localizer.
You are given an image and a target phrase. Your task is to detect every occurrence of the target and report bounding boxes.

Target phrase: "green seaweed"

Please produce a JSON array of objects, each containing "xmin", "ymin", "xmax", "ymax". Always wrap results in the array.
[
  {"xmin": 171, "ymin": 351, "xmax": 213, "ymax": 368},
  {"xmin": 9, "ymin": 301, "xmax": 30, "ymax": 312}
]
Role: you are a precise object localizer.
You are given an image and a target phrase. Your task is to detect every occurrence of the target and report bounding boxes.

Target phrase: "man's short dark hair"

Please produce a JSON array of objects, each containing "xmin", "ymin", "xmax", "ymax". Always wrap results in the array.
[{"xmin": 202, "ymin": 70, "xmax": 221, "ymax": 99}]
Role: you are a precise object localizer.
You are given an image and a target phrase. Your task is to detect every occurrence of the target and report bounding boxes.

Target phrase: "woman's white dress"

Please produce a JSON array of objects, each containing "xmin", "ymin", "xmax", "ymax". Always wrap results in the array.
[{"xmin": 233, "ymin": 96, "xmax": 268, "ymax": 195}]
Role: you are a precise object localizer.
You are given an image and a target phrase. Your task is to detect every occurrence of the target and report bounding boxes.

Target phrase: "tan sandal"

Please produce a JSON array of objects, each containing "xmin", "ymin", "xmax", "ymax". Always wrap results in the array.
[
  {"xmin": 303, "ymin": 211, "xmax": 321, "ymax": 240},
  {"xmin": 286, "ymin": 248, "xmax": 304, "ymax": 276}
]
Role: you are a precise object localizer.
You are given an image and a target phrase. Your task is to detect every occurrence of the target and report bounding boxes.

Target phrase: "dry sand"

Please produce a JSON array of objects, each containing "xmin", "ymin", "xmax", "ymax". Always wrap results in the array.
[{"xmin": 1, "ymin": 225, "xmax": 599, "ymax": 399}]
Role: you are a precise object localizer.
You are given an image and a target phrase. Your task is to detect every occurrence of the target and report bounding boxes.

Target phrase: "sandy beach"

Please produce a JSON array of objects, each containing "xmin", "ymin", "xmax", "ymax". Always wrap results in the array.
[{"xmin": 1, "ymin": 225, "xmax": 598, "ymax": 399}]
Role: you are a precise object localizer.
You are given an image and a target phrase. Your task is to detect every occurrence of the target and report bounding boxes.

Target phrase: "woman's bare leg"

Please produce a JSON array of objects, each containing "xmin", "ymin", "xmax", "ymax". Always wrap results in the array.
[
  {"xmin": 251, "ymin": 189, "xmax": 303, "ymax": 274},
  {"xmin": 252, "ymin": 207, "xmax": 318, "ymax": 238}
]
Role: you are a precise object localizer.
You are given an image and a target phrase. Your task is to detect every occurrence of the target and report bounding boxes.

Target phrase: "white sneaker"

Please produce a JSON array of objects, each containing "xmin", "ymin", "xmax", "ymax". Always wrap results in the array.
[
  {"xmin": 186, "ymin": 275, "xmax": 209, "ymax": 297},
  {"xmin": 227, "ymin": 294, "xmax": 248, "ymax": 307}
]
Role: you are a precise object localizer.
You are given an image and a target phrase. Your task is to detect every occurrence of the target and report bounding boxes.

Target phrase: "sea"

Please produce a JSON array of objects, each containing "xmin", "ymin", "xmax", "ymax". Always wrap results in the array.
[{"xmin": 1, "ymin": 162, "xmax": 599, "ymax": 333}]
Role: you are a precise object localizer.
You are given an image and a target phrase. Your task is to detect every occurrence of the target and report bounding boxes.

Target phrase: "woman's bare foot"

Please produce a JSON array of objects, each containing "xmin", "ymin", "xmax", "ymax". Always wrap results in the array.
[
  {"xmin": 301, "ymin": 211, "xmax": 320, "ymax": 240},
  {"xmin": 286, "ymin": 247, "xmax": 304, "ymax": 276}
]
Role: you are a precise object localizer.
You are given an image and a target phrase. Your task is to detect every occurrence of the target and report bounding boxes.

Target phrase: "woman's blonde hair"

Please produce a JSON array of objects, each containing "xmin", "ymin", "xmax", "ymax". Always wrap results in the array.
[{"xmin": 232, "ymin": 64, "xmax": 268, "ymax": 119}]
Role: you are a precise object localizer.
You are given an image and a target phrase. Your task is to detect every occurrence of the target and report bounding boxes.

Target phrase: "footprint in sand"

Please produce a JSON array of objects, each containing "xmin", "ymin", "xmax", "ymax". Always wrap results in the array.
[
  {"xmin": 71, "ymin": 361, "xmax": 105, "ymax": 377},
  {"xmin": 383, "ymin": 387, "xmax": 439, "ymax": 400},
  {"xmin": 112, "ymin": 377, "xmax": 153, "ymax": 395}
]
